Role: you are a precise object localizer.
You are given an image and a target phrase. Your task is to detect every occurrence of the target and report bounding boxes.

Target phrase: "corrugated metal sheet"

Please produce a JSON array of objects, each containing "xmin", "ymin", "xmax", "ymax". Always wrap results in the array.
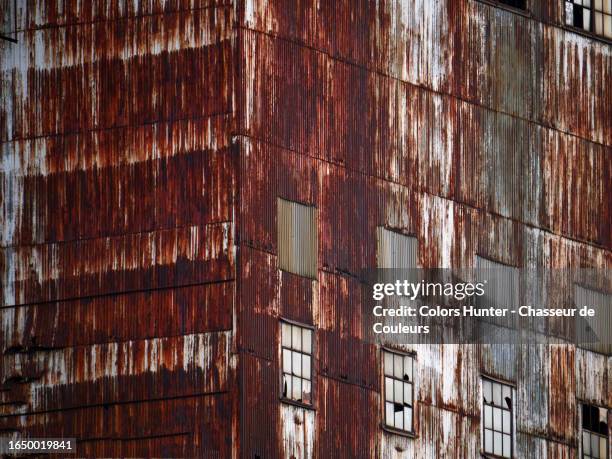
[
  {"xmin": 376, "ymin": 227, "xmax": 418, "ymax": 269},
  {"xmin": 575, "ymin": 284, "xmax": 612, "ymax": 355},
  {"xmin": 236, "ymin": 0, "xmax": 610, "ymax": 457},
  {"xmin": 1, "ymin": 0, "xmax": 610, "ymax": 457},
  {"xmin": 277, "ymin": 198, "xmax": 318, "ymax": 279},
  {"xmin": 1, "ymin": 1, "xmax": 238, "ymax": 457}
]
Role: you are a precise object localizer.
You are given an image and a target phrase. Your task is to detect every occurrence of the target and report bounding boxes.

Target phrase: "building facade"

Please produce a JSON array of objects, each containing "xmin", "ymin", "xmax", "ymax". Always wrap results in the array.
[{"xmin": 1, "ymin": 0, "xmax": 610, "ymax": 457}]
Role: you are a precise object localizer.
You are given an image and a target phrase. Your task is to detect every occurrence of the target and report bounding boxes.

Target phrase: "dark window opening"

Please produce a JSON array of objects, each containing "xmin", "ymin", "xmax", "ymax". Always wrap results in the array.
[
  {"xmin": 582, "ymin": 403, "xmax": 609, "ymax": 459},
  {"xmin": 566, "ymin": 0, "xmax": 612, "ymax": 39},
  {"xmin": 499, "ymin": 0, "xmax": 527, "ymax": 9},
  {"xmin": 0, "ymin": 0, "xmax": 18, "ymax": 43}
]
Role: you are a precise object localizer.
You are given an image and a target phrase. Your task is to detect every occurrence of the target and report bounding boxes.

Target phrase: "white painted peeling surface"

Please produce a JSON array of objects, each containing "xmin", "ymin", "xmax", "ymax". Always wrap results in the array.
[
  {"xmin": 2, "ymin": 331, "xmax": 231, "ymax": 415},
  {"xmin": 0, "ymin": 8, "xmax": 233, "ymax": 73},
  {"xmin": 280, "ymin": 403, "xmax": 315, "ymax": 459},
  {"xmin": 575, "ymin": 348, "xmax": 610, "ymax": 407}
]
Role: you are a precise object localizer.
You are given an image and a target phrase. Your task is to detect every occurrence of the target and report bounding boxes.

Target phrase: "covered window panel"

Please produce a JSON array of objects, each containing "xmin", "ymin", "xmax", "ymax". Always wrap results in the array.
[
  {"xmin": 581, "ymin": 403, "xmax": 609, "ymax": 459},
  {"xmin": 575, "ymin": 285, "xmax": 612, "ymax": 356},
  {"xmin": 566, "ymin": 0, "xmax": 612, "ymax": 38},
  {"xmin": 382, "ymin": 349, "xmax": 415, "ymax": 433},
  {"xmin": 277, "ymin": 198, "xmax": 318, "ymax": 278},
  {"xmin": 280, "ymin": 320, "xmax": 314, "ymax": 405},
  {"xmin": 476, "ymin": 256, "xmax": 519, "ymax": 330},
  {"xmin": 482, "ymin": 377, "xmax": 514, "ymax": 458},
  {"xmin": 376, "ymin": 227, "xmax": 418, "ymax": 269}
]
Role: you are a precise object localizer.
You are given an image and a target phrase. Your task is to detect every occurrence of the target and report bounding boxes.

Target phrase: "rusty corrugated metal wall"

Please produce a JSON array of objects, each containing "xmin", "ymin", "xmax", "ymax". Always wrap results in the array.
[
  {"xmin": 1, "ymin": 0, "xmax": 610, "ymax": 458},
  {"xmin": 1, "ymin": 1, "xmax": 238, "ymax": 457},
  {"xmin": 236, "ymin": 0, "xmax": 610, "ymax": 457}
]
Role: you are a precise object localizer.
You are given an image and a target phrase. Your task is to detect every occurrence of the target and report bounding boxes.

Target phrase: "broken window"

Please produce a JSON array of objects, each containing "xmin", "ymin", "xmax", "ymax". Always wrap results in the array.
[
  {"xmin": 565, "ymin": 0, "xmax": 612, "ymax": 39},
  {"xmin": 277, "ymin": 198, "xmax": 318, "ymax": 279},
  {"xmin": 281, "ymin": 320, "xmax": 313, "ymax": 405},
  {"xmin": 482, "ymin": 377, "xmax": 514, "ymax": 458},
  {"xmin": 383, "ymin": 349, "xmax": 415, "ymax": 433},
  {"xmin": 582, "ymin": 403, "xmax": 609, "ymax": 459}
]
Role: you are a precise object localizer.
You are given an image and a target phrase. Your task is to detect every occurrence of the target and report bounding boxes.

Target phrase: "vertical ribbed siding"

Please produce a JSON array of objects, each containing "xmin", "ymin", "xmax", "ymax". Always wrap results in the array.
[
  {"xmin": 575, "ymin": 285, "xmax": 612, "ymax": 355},
  {"xmin": 376, "ymin": 227, "xmax": 418, "ymax": 269},
  {"xmin": 277, "ymin": 198, "xmax": 318, "ymax": 279},
  {"xmin": 476, "ymin": 255, "xmax": 520, "ymax": 329}
]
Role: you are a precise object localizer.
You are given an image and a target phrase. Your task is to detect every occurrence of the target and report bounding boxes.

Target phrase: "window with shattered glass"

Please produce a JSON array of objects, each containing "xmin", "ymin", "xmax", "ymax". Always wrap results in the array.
[
  {"xmin": 383, "ymin": 349, "xmax": 415, "ymax": 433},
  {"xmin": 582, "ymin": 403, "xmax": 609, "ymax": 459},
  {"xmin": 566, "ymin": 0, "xmax": 612, "ymax": 39},
  {"xmin": 281, "ymin": 321, "xmax": 313, "ymax": 405},
  {"xmin": 482, "ymin": 377, "xmax": 514, "ymax": 458}
]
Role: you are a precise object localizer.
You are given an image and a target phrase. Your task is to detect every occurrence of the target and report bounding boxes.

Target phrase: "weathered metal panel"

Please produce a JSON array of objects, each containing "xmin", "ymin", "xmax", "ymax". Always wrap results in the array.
[
  {"xmin": 277, "ymin": 198, "xmax": 318, "ymax": 279},
  {"xmin": 575, "ymin": 348, "xmax": 610, "ymax": 407},
  {"xmin": 2, "ymin": 394, "xmax": 233, "ymax": 457},
  {"xmin": 240, "ymin": 353, "xmax": 281, "ymax": 458},
  {"xmin": 280, "ymin": 403, "xmax": 315, "ymax": 459},
  {"xmin": 240, "ymin": 0, "xmax": 611, "ymax": 146},
  {"xmin": 1, "ymin": 2, "xmax": 238, "ymax": 456},
  {"xmin": 2, "ymin": 331, "xmax": 231, "ymax": 414},
  {"xmin": 315, "ymin": 377, "xmax": 378, "ymax": 458},
  {"xmin": 240, "ymin": 27, "xmax": 611, "ymax": 253},
  {"xmin": 376, "ymin": 227, "xmax": 418, "ymax": 269},
  {"xmin": 549, "ymin": 344, "xmax": 577, "ymax": 443},
  {"xmin": 1, "ymin": 222, "xmax": 234, "ymax": 307},
  {"xmin": 2, "ymin": 0, "xmax": 610, "ymax": 457},
  {"xmin": 2, "ymin": 283, "xmax": 232, "ymax": 351}
]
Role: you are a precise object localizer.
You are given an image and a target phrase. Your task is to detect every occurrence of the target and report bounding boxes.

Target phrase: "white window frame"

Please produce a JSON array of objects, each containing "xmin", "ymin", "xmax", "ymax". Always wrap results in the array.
[
  {"xmin": 382, "ymin": 348, "xmax": 416, "ymax": 435},
  {"xmin": 565, "ymin": 0, "xmax": 612, "ymax": 39},
  {"xmin": 481, "ymin": 376, "xmax": 515, "ymax": 458},
  {"xmin": 280, "ymin": 319, "xmax": 314, "ymax": 407}
]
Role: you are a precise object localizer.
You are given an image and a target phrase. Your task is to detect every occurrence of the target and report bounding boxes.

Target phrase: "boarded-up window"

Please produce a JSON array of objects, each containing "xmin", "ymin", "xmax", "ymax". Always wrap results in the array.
[
  {"xmin": 281, "ymin": 320, "xmax": 313, "ymax": 405},
  {"xmin": 476, "ymin": 256, "xmax": 519, "ymax": 308},
  {"xmin": 376, "ymin": 227, "xmax": 417, "ymax": 269},
  {"xmin": 476, "ymin": 256, "xmax": 519, "ymax": 330},
  {"xmin": 565, "ymin": 0, "xmax": 612, "ymax": 39},
  {"xmin": 575, "ymin": 285, "xmax": 612, "ymax": 356},
  {"xmin": 581, "ymin": 403, "xmax": 609, "ymax": 459},
  {"xmin": 277, "ymin": 198, "xmax": 317, "ymax": 279},
  {"xmin": 383, "ymin": 349, "xmax": 415, "ymax": 433},
  {"xmin": 482, "ymin": 377, "xmax": 514, "ymax": 458}
]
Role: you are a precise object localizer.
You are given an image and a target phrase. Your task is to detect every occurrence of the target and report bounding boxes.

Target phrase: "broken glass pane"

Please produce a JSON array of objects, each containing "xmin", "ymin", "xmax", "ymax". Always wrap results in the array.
[{"xmin": 483, "ymin": 379, "xmax": 492, "ymax": 403}]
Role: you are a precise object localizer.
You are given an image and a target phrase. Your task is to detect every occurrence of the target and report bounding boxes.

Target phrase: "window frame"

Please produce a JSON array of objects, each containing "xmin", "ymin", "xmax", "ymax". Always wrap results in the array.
[
  {"xmin": 279, "ymin": 318, "xmax": 316, "ymax": 410},
  {"xmin": 564, "ymin": 0, "xmax": 612, "ymax": 41},
  {"xmin": 475, "ymin": 0, "xmax": 532, "ymax": 18},
  {"xmin": 481, "ymin": 375, "xmax": 516, "ymax": 459},
  {"xmin": 381, "ymin": 347, "xmax": 417, "ymax": 437},
  {"xmin": 580, "ymin": 401, "xmax": 610, "ymax": 459}
]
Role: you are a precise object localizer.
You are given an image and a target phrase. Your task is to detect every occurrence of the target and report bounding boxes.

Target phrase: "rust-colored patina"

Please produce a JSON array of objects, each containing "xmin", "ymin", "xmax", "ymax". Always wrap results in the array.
[{"xmin": 1, "ymin": 1, "xmax": 610, "ymax": 457}]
